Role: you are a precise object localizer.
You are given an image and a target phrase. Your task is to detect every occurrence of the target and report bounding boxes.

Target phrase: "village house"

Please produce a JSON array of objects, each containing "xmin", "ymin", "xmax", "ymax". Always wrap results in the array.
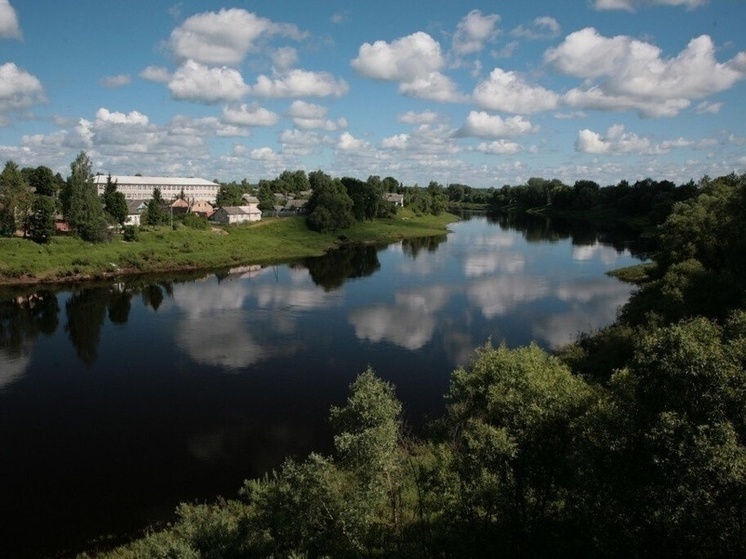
[
  {"xmin": 211, "ymin": 196, "xmax": 262, "ymax": 225},
  {"xmin": 384, "ymin": 192, "xmax": 405, "ymax": 206},
  {"xmin": 125, "ymin": 200, "xmax": 148, "ymax": 227}
]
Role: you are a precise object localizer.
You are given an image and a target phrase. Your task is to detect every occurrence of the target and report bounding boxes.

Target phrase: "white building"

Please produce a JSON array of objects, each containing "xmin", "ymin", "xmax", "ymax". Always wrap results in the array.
[{"xmin": 94, "ymin": 175, "xmax": 220, "ymax": 204}]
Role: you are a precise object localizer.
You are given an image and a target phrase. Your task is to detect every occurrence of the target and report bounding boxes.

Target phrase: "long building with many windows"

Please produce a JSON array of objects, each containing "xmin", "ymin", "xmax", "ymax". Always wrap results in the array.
[{"xmin": 94, "ymin": 175, "xmax": 220, "ymax": 203}]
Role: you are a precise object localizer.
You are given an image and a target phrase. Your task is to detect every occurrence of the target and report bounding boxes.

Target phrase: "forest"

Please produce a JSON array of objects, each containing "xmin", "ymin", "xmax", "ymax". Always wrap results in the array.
[{"xmin": 73, "ymin": 172, "xmax": 746, "ymax": 559}]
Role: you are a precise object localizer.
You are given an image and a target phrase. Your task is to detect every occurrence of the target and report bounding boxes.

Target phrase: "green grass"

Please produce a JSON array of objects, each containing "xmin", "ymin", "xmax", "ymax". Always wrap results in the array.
[
  {"xmin": 607, "ymin": 262, "xmax": 657, "ymax": 284},
  {"xmin": 0, "ymin": 212, "xmax": 458, "ymax": 285}
]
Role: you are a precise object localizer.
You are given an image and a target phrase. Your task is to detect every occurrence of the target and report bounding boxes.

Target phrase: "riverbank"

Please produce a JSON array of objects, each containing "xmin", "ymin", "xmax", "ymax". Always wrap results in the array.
[{"xmin": 0, "ymin": 211, "xmax": 458, "ymax": 286}]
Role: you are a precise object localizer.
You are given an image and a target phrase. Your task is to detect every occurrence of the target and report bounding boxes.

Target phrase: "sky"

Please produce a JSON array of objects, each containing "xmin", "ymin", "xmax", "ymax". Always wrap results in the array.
[{"xmin": 0, "ymin": 0, "xmax": 744, "ymax": 188}]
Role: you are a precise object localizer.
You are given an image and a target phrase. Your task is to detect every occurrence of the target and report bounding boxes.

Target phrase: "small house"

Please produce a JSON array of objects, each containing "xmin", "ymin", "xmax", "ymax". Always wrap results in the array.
[
  {"xmin": 384, "ymin": 193, "xmax": 405, "ymax": 207},
  {"xmin": 125, "ymin": 200, "xmax": 148, "ymax": 227},
  {"xmin": 212, "ymin": 203, "xmax": 262, "ymax": 225}
]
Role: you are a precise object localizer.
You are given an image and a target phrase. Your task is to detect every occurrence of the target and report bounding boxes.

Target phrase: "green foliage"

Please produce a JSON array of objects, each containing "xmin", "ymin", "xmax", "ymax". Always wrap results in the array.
[
  {"xmin": 306, "ymin": 171, "xmax": 354, "ymax": 232},
  {"xmin": 0, "ymin": 160, "xmax": 33, "ymax": 236},
  {"xmin": 145, "ymin": 188, "xmax": 168, "ymax": 226},
  {"xmin": 182, "ymin": 213, "xmax": 209, "ymax": 230},
  {"xmin": 27, "ymin": 195, "xmax": 56, "ymax": 243},
  {"xmin": 102, "ymin": 175, "xmax": 128, "ymax": 227},
  {"xmin": 122, "ymin": 225, "xmax": 139, "ymax": 242},
  {"xmin": 64, "ymin": 152, "xmax": 109, "ymax": 242},
  {"xmin": 216, "ymin": 184, "xmax": 246, "ymax": 207},
  {"xmin": 447, "ymin": 343, "xmax": 594, "ymax": 555}
]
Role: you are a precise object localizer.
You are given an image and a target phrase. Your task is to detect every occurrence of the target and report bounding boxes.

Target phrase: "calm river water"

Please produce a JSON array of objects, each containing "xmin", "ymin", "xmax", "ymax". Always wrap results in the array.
[{"xmin": 0, "ymin": 213, "xmax": 643, "ymax": 558}]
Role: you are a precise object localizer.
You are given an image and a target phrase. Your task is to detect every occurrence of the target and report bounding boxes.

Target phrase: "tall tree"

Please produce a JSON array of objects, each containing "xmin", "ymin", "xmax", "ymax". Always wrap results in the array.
[
  {"xmin": 0, "ymin": 160, "xmax": 33, "ymax": 237},
  {"xmin": 63, "ymin": 152, "xmax": 108, "ymax": 242},
  {"xmin": 102, "ymin": 174, "xmax": 127, "ymax": 227},
  {"xmin": 25, "ymin": 165, "xmax": 60, "ymax": 198},
  {"xmin": 306, "ymin": 171, "xmax": 354, "ymax": 232},
  {"xmin": 145, "ymin": 187, "xmax": 167, "ymax": 225},
  {"xmin": 27, "ymin": 195, "xmax": 56, "ymax": 243}
]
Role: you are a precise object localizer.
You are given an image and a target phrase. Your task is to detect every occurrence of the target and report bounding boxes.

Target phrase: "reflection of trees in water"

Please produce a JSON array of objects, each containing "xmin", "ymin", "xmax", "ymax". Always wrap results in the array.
[
  {"xmin": 489, "ymin": 212, "xmax": 648, "ymax": 258},
  {"xmin": 304, "ymin": 244, "xmax": 381, "ymax": 291},
  {"xmin": 65, "ymin": 288, "xmax": 109, "ymax": 367},
  {"xmin": 401, "ymin": 235, "xmax": 447, "ymax": 259},
  {"xmin": 0, "ymin": 290, "xmax": 59, "ymax": 357},
  {"xmin": 0, "ymin": 276, "xmax": 186, "ymax": 367}
]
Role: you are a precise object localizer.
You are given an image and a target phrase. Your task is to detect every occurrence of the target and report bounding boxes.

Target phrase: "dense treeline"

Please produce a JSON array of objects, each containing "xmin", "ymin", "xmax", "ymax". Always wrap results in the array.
[
  {"xmin": 83, "ymin": 172, "xmax": 746, "ymax": 558},
  {"xmin": 487, "ymin": 176, "xmax": 700, "ymax": 233}
]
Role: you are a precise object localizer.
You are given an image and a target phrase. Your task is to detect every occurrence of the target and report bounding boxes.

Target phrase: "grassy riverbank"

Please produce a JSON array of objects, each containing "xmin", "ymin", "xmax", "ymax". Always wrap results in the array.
[{"xmin": 0, "ymin": 211, "xmax": 458, "ymax": 285}]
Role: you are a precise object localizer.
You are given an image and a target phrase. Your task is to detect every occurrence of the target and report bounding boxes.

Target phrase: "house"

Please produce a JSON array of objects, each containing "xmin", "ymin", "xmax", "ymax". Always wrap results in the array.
[
  {"xmin": 125, "ymin": 200, "xmax": 148, "ymax": 227},
  {"xmin": 169, "ymin": 198, "xmax": 190, "ymax": 216},
  {"xmin": 211, "ymin": 202, "xmax": 262, "ymax": 225},
  {"xmin": 190, "ymin": 199, "xmax": 214, "ymax": 218},
  {"xmin": 384, "ymin": 193, "xmax": 405, "ymax": 206},
  {"xmin": 284, "ymin": 199, "xmax": 308, "ymax": 214}
]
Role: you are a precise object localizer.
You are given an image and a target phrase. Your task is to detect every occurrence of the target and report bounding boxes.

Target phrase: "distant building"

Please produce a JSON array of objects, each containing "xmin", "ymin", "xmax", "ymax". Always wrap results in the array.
[
  {"xmin": 94, "ymin": 175, "xmax": 220, "ymax": 204},
  {"xmin": 125, "ymin": 200, "xmax": 148, "ymax": 227},
  {"xmin": 384, "ymin": 193, "xmax": 405, "ymax": 206},
  {"xmin": 212, "ymin": 198, "xmax": 262, "ymax": 225}
]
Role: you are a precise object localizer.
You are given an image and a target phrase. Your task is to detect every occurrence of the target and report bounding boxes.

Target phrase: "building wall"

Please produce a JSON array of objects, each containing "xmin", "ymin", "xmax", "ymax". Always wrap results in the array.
[{"xmin": 94, "ymin": 176, "xmax": 220, "ymax": 203}]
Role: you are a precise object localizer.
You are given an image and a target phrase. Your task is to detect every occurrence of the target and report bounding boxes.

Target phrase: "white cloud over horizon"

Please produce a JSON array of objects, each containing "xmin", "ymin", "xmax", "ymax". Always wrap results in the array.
[{"xmin": 0, "ymin": 1, "xmax": 743, "ymax": 187}]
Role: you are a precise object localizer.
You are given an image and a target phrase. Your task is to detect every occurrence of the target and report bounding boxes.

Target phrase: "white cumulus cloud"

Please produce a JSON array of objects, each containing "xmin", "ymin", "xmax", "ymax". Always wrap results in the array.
[
  {"xmin": 337, "ymin": 131, "xmax": 370, "ymax": 151},
  {"xmin": 473, "ymin": 68, "xmax": 559, "ymax": 113},
  {"xmin": 99, "ymin": 74, "xmax": 131, "ymax": 88},
  {"xmin": 593, "ymin": 0, "xmax": 707, "ymax": 11},
  {"xmin": 222, "ymin": 103, "xmax": 279, "ymax": 126},
  {"xmin": 456, "ymin": 111, "xmax": 535, "ymax": 138},
  {"xmin": 0, "ymin": 62, "xmax": 45, "ymax": 113},
  {"xmin": 352, "ymin": 31, "xmax": 444, "ymax": 81},
  {"xmin": 140, "ymin": 66, "xmax": 171, "ymax": 83},
  {"xmin": 452, "ymin": 10, "xmax": 500, "ymax": 55},
  {"xmin": 546, "ymin": 28, "xmax": 746, "ymax": 117},
  {"xmin": 169, "ymin": 60, "xmax": 249, "ymax": 103},
  {"xmin": 250, "ymin": 69, "xmax": 348, "ymax": 98},
  {"xmin": 476, "ymin": 140, "xmax": 522, "ymax": 155},
  {"xmin": 511, "ymin": 16, "xmax": 561, "ymax": 40},
  {"xmin": 169, "ymin": 8, "xmax": 305, "ymax": 65},
  {"xmin": 0, "ymin": 0, "xmax": 21, "ymax": 39}
]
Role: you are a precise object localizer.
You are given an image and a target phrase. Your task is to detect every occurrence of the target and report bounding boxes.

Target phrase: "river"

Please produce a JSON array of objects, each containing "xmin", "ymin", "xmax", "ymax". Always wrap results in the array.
[{"xmin": 0, "ymin": 213, "xmax": 643, "ymax": 558}]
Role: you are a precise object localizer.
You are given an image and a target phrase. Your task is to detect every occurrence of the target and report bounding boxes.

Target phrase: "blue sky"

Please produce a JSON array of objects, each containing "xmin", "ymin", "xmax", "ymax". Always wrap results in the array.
[{"xmin": 0, "ymin": 0, "xmax": 744, "ymax": 187}]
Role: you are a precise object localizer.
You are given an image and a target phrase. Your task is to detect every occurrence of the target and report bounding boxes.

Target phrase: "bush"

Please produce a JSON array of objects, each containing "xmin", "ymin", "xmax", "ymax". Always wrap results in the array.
[
  {"xmin": 122, "ymin": 225, "xmax": 139, "ymax": 242},
  {"xmin": 183, "ymin": 213, "xmax": 210, "ymax": 230}
]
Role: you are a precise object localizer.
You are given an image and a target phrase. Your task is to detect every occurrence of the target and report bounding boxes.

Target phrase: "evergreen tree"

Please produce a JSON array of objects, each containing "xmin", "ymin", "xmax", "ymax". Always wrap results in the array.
[
  {"xmin": 145, "ymin": 187, "xmax": 168, "ymax": 225},
  {"xmin": 27, "ymin": 195, "xmax": 56, "ymax": 243},
  {"xmin": 63, "ymin": 152, "xmax": 108, "ymax": 242},
  {"xmin": 102, "ymin": 174, "xmax": 127, "ymax": 227}
]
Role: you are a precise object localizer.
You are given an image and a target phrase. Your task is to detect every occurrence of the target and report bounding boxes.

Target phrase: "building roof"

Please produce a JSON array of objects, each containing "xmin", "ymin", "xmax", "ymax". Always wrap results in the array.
[
  {"xmin": 218, "ymin": 205, "xmax": 261, "ymax": 215},
  {"xmin": 94, "ymin": 175, "xmax": 218, "ymax": 187},
  {"xmin": 126, "ymin": 200, "xmax": 148, "ymax": 213}
]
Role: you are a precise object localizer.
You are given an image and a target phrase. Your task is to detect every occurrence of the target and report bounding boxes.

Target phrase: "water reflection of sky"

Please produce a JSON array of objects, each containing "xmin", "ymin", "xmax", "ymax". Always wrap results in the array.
[{"xmin": 158, "ymin": 216, "xmax": 640, "ymax": 374}]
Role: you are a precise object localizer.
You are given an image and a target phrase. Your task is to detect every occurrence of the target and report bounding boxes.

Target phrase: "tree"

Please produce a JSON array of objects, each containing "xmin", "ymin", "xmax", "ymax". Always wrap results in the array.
[
  {"xmin": 25, "ymin": 165, "xmax": 60, "ymax": 198},
  {"xmin": 145, "ymin": 187, "xmax": 167, "ymax": 226},
  {"xmin": 446, "ymin": 342, "xmax": 594, "ymax": 556},
  {"xmin": 582, "ymin": 317, "xmax": 746, "ymax": 557},
  {"xmin": 215, "ymin": 184, "xmax": 245, "ymax": 207},
  {"xmin": 306, "ymin": 171, "xmax": 354, "ymax": 232},
  {"xmin": 102, "ymin": 174, "xmax": 128, "ymax": 227},
  {"xmin": 27, "ymin": 195, "xmax": 56, "ymax": 243},
  {"xmin": 63, "ymin": 152, "xmax": 108, "ymax": 242},
  {"xmin": 0, "ymin": 160, "xmax": 33, "ymax": 236}
]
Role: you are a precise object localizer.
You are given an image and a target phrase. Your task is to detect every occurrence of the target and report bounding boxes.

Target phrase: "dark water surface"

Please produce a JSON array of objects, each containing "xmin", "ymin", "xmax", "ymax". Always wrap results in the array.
[{"xmin": 0, "ymin": 214, "xmax": 642, "ymax": 558}]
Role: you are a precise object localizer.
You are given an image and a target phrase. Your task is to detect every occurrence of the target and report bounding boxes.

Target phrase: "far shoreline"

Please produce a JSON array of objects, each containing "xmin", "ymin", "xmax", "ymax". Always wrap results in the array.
[{"xmin": 0, "ymin": 212, "xmax": 459, "ymax": 288}]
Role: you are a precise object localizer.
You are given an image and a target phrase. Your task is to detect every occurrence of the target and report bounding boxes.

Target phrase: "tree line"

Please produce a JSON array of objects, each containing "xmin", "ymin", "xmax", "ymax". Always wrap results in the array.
[{"xmin": 79, "ymin": 172, "xmax": 746, "ymax": 558}]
